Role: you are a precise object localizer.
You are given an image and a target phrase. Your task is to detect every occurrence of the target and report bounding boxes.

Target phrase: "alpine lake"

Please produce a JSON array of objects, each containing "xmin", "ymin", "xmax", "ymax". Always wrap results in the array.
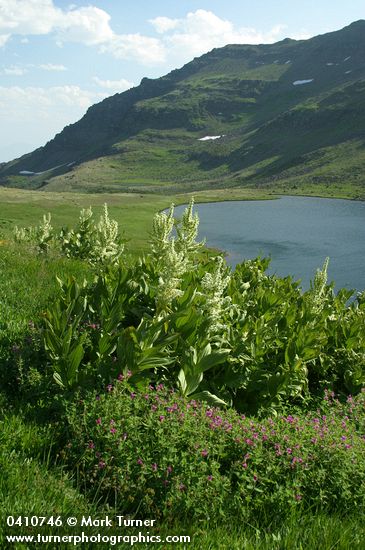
[{"xmin": 174, "ymin": 196, "xmax": 365, "ymax": 291}]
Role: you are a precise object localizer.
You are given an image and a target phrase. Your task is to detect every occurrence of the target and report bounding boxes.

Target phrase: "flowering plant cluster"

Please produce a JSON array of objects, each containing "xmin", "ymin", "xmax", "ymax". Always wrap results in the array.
[
  {"xmin": 39, "ymin": 200, "xmax": 365, "ymax": 409},
  {"xmin": 60, "ymin": 204, "xmax": 124, "ymax": 266},
  {"xmin": 65, "ymin": 382, "xmax": 365, "ymax": 524},
  {"xmin": 14, "ymin": 213, "xmax": 53, "ymax": 254},
  {"xmin": 13, "ymin": 204, "xmax": 124, "ymax": 267}
]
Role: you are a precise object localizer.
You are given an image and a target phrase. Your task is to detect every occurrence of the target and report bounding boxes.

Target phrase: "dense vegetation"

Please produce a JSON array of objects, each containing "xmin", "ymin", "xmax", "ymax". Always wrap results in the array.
[{"xmin": 0, "ymin": 200, "xmax": 364, "ymax": 548}]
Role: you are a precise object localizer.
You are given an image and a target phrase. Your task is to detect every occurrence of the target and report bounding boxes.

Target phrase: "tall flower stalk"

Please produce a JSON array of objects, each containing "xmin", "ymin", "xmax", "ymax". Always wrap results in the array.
[
  {"xmin": 175, "ymin": 197, "xmax": 204, "ymax": 261},
  {"xmin": 307, "ymin": 257, "xmax": 330, "ymax": 313},
  {"xmin": 37, "ymin": 213, "xmax": 53, "ymax": 254},
  {"xmin": 150, "ymin": 204, "xmax": 175, "ymax": 263},
  {"xmin": 199, "ymin": 256, "xmax": 231, "ymax": 336},
  {"xmin": 93, "ymin": 204, "xmax": 124, "ymax": 266},
  {"xmin": 150, "ymin": 198, "xmax": 203, "ymax": 314}
]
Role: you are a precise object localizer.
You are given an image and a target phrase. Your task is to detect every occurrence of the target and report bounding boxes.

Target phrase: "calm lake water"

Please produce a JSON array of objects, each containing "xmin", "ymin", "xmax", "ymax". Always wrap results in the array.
[{"xmin": 174, "ymin": 196, "xmax": 365, "ymax": 291}]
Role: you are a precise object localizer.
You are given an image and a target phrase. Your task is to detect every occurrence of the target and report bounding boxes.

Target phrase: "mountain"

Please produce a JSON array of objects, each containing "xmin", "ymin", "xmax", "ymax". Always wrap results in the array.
[{"xmin": 2, "ymin": 20, "xmax": 365, "ymax": 194}]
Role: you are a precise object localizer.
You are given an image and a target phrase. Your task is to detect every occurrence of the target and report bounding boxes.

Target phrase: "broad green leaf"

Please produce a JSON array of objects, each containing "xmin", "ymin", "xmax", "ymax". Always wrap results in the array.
[
  {"xmin": 190, "ymin": 391, "xmax": 228, "ymax": 407},
  {"xmin": 198, "ymin": 350, "xmax": 230, "ymax": 373}
]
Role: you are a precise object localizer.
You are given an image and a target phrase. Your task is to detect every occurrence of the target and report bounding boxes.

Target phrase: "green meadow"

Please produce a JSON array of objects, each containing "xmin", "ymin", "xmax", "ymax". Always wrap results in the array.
[{"xmin": 0, "ymin": 187, "xmax": 364, "ymax": 549}]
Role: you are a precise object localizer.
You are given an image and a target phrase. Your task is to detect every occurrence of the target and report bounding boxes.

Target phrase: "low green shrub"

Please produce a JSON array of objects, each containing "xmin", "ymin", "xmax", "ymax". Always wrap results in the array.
[{"xmin": 64, "ymin": 381, "xmax": 365, "ymax": 525}]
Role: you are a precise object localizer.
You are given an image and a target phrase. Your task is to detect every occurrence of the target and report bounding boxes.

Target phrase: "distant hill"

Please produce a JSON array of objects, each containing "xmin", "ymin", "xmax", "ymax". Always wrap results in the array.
[{"xmin": 2, "ymin": 20, "xmax": 365, "ymax": 194}]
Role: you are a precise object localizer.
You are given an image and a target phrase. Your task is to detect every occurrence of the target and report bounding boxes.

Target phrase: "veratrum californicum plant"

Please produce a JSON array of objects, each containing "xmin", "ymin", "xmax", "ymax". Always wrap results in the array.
[
  {"xmin": 155, "ymin": 239, "xmax": 186, "ymax": 313},
  {"xmin": 13, "ymin": 213, "xmax": 53, "ymax": 253},
  {"xmin": 199, "ymin": 256, "xmax": 231, "ymax": 335},
  {"xmin": 37, "ymin": 213, "xmax": 53, "ymax": 254},
  {"xmin": 150, "ymin": 204, "xmax": 175, "ymax": 262},
  {"xmin": 307, "ymin": 257, "xmax": 330, "ymax": 313},
  {"xmin": 13, "ymin": 224, "xmax": 36, "ymax": 243},
  {"xmin": 175, "ymin": 197, "xmax": 205, "ymax": 260},
  {"xmin": 60, "ymin": 204, "xmax": 123, "ymax": 266},
  {"xmin": 150, "ymin": 198, "xmax": 203, "ymax": 313},
  {"xmin": 92, "ymin": 203, "xmax": 124, "ymax": 266},
  {"xmin": 14, "ymin": 204, "xmax": 123, "ymax": 265},
  {"xmin": 60, "ymin": 207, "xmax": 95, "ymax": 260}
]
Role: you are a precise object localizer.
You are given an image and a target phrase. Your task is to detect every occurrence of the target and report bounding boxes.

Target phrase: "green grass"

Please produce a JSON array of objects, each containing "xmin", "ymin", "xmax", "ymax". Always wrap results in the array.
[
  {"xmin": 0, "ymin": 244, "xmax": 90, "ymax": 333},
  {"xmin": 156, "ymin": 516, "xmax": 365, "ymax": 549},
  {"xmin": 0, "ymin": 409, "xmax": 93, "ymax": 548},
  {"xmin": 170, "ymin": 516, "xmax": 365, "ymax": 549}
]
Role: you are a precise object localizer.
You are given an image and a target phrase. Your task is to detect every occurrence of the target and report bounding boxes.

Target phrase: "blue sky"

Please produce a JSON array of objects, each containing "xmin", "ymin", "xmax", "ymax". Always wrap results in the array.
[{"xmin": 1, "ymin": 0, "xmax": 365, "ymax": 162}]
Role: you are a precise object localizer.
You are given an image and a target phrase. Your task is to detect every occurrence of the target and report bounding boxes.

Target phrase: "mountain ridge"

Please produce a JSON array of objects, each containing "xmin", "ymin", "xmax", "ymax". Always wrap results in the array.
[{"xmin": 2, "ymin": 19, "xmax": 365, "ymax": 194}]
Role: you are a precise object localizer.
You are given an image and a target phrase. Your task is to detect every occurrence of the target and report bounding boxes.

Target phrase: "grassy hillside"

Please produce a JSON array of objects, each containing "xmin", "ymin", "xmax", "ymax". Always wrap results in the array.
[{"xmin": 1, "ymin": 21, "xmax": 365, "ymax": 194}]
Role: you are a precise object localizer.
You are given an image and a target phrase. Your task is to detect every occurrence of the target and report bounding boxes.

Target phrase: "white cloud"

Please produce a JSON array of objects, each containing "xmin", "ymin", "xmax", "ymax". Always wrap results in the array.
[
  {"xmin": 39, "ymin": 63, "xmax": 67, "ymax": 71},
  {"xmin": 179, "ymin": 10, "xmax": 233, "ymax": 37},
  {"xmin": 149, "ymin": 10, "xmax": 289, "ymax": 63},
  {"xmin": 0, "ymin": 85, "xmax": 106, "ymax": 116},
  {"xmin": 56, "ymin": 6, "xmax": 114, "ymax": 45},
  {"xmin": 0, "ymin": 0, "xmax": 113, "ymax": 46},
  {"xmin": 100, "ymin": 34, "xmax": 166, "ymax": 65},
  {"xmin": 93, "ymin": 76, "xmax": 134, "ymax": 93},
  {"xmin": 0, "ymin": 0, "xmax": 164, "ymax": 64},
  {"xmin": 0, "ymin": 3, "xmax": 303, "ymax": 68},
  {"xmin": 2, "ymin": 65, "xmax": 26, "ymax": 75},
  {"xmin": 1, "ymin": 62, "xmax": 68, "ymax": 75},
  {"xmin": 291, "ymin": 30, "xmax": 312, "ymax": 40},
  {"xmin": 102, "ymin": 10, "xmax": 292, "ymax": 66},
  {"xmin": 149, "ymin": 16, "xmax": 179, "ymax": 34},
  {"xmin": 0, "ymin": 0, "xmax": 61, "ymax": 36}
]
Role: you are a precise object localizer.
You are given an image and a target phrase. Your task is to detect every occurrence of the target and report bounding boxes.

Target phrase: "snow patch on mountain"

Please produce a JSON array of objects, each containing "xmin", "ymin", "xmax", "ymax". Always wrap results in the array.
[
  {"xmin": 293, "ymin": 79, "xmax": 314, "ymax": 86},
  {"xmin": 198, "ymin": 135, "xmax": 224, "ymax": 141}
]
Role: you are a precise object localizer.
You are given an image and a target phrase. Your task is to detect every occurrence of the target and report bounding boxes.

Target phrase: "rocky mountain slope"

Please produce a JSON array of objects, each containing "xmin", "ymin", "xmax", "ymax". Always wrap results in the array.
[{"xmin": 2, "ymin": 20, "xmax": 365, "ymax": 194}]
